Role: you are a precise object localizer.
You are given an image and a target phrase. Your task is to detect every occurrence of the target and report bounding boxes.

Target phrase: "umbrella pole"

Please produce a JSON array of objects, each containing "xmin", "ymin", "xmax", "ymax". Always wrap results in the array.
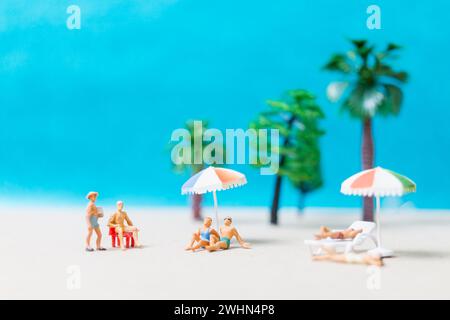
[
  {"xmin": 375, "ymin": 195, "xmax": 381, "ymax": 248},
  {"xmin": 369, "ymin": 195, "xmax": 393, "ymax": 258},
  {"xmin": 213, "ymin": 190, "xmax": 219, "ymax": 230}
]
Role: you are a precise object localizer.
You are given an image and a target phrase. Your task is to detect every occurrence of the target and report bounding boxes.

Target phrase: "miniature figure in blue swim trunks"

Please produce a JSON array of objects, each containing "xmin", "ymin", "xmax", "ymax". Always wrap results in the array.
[
  {"xmin": 206, "ymin": 217, "xmax": 251, "ymax": 252},
  {"xmin": 85, "ymin": 191, "xmax": 106, "ymax": 252},
  {"xmin": 186, "ymin": 217, "xmax": 220, "ymax": 252}
]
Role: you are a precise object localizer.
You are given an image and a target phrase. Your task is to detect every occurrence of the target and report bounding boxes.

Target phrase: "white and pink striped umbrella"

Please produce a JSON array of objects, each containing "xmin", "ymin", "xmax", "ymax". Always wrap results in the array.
[
  {"xmin": 341, "ymin": 167, "xmax": 416, "ymax": 257},
  {"xmin": 181, "ymin": 166, "xmax": 247, "ymax": 228},
  {"xmin": 341, "ymin": 167, "xmax": 416, "ymax": 197}
]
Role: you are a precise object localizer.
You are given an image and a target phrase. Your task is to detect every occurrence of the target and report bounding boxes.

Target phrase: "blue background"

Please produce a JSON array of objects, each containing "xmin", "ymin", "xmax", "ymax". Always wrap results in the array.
[{"xmin": 0, "ymin": 0, "xmax": 449, "ymax": 209}]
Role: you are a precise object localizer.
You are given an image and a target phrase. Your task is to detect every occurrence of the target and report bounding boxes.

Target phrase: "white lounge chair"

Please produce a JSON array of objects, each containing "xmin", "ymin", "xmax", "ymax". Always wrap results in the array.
[{"xmin": 304, "ymin": 221, "xmax": 378, "ymax": 256}]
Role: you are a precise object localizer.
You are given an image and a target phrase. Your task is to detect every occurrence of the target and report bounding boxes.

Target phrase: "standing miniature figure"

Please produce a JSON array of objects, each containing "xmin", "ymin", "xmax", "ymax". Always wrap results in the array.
[
  {"xmin": 206, "ymin": 217, "xmax": 251, "ymax": 251},
  {"xmin": 85, "ymin": 191, "xmax": 106, "ymax": 252},
  {"xmin": 185, "ymin": 216, "xmax": 220, "ymax": 252},
  {"xmin": 108, "ymin": 201, "xmax": 141, "ymax": 250}
]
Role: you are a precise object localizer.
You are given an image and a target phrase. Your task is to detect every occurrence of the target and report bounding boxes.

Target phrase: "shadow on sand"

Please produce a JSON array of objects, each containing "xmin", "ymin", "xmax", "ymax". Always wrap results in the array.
[
  {"xmin": 107, "ymin": 244, "xmax": 149, "ymax": 251},
  {"xmin": 244, "ymin": 238, "xmax": 284, "ymax": 245},
  {"xmin": 395, "ymin": 250, "xmax": 450, "ymax": 259}
]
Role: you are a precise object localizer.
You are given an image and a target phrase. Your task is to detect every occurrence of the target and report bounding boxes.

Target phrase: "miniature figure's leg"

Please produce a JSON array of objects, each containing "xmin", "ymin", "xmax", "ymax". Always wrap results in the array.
[
  {"xmin": 210, "ymin": 235, "xmax": 219, "ymax": 246},
  {"xmin": 326, "ymin": 255, "xmax": 348, "ymax": 264},
  {"xmin": 94, "ymin": 227, "xmax": 102, "ymax": 249},
  {"xmin": 204, "ymin": 235, "xmax": 221, "ymax": 251},
  {"xmin": 191, "ymin": 240, "xmax": 209, "ymax": 252},
  {"xmin": 315, "ymin": 226, "xmax": 331, "ymax": 239},
  {"xmin": 313, "ymin": 254, "xmax": 347, "ymax": 264},
  {"xmin": 318, "ymin": 253, "xmax": 378, "ymax": 265},
  {"xmin": 116, "ymin": 227, "xmax": 125, "ymax": 250},
  {"xmin": 206, "ymin": 241, "xmax": 227, "ymax": 252},
  {"xmin": 132, "ymin": 230, "xmax": 140, "ymax": 247},
  {"xmin": 125, "ymin": 226, "xmax": 140, "ymax": 247},
  {"xmin": 312, "ymin": 254, "xmax": 332, "ymax": 261},
  {"xmin": 86, "ymin": 227, "xmax": 94, "ymax": 248},
  {"xmin": 186, "ymin": 233, "xmax": 200, "ymax": 250}
]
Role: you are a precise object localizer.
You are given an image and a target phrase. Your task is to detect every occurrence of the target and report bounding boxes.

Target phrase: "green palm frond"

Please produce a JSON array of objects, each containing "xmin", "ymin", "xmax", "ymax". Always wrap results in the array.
[
  {"xmin": 378, "ymin": 84, "xmax": 404, "ymax": 116},
  {"xmin": 386, "ymin": 43, "xmax": 402, "ymax": 52},
  {"xmin": 325, "ymin": 39, "xmax": 408, "ymax": 119},
  {"xmin": 250, "ymin": 89, "xmax": 325, "ymax": 196},
  {"xmin": 323, "ymin": 54, "xmax": 352, "ymax": 74}
]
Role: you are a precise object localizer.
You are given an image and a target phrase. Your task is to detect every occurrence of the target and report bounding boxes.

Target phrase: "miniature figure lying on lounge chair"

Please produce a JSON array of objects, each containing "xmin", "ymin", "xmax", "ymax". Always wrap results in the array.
[{"xmin": 314, "ymin": 225, "xmax": 363, "ymax": 240}]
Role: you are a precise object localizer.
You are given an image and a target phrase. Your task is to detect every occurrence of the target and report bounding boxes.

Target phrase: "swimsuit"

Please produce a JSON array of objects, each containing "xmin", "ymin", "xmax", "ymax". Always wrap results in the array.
[
  {"xmin": 89, "ymin": 214, "xmax": 99, "ymax": 228},
  {"xmin": 200, "ymin": 228, "xmax": 211, "ymax": 242},
  {"xmin": 221, "ymin": 237, "xmax": 231, "ymax": 249}
]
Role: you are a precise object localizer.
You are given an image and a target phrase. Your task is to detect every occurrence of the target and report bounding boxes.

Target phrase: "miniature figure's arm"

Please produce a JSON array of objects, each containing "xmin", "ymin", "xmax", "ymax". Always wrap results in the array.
[
  {"xmin": 86, "ymin": 204, "xmax": 94, "ymax": 228},
  {"xmin": 233, "ymin": 228, "xmax": 251, "ymax": 249},
  {"xmin": 210, "ymin": 228, "xmax": 220, "ymax": 238},
  {"xmin": 124, "ymin": 213, "xmax": 133, "ymax": 226},
  {"xmin": 86, "ymin": 215, "xmax": 92, "ymax": 228},
  {"xmin": 108, "ymin": 214, "xmax": 117, "ymax": 228}
]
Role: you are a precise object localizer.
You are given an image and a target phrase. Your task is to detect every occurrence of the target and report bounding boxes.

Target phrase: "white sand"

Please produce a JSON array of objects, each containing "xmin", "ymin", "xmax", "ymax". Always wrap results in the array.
[{"xmin": 1, "ymin": 204, "xmax": 450, "ymax": 300}]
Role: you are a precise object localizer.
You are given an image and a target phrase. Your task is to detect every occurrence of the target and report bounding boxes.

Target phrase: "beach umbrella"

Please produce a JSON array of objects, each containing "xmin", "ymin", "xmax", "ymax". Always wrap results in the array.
[
  {"xmin": 181, "ymin": 166, "xmax": 247, "ymax": 228},
  {"xmin": 341, "ymin": 166, "xmax": 416, "ymax": 257}
]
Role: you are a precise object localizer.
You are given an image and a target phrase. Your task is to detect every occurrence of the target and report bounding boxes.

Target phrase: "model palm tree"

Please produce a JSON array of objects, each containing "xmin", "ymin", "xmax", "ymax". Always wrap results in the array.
[
  {"xmin": 171, "ymin": 120, "xmax": 225, "ymax": 220},
  {"xmin": 251, "ymin": 90, "xmax": 325, "ymax": 224},
  {"xmin": 324, "ymin": 40, "xmax": 408, "ymax": 221},
  {"xmin": 285, "ymin": 104, "xmax": 324, "ymax": 214}
]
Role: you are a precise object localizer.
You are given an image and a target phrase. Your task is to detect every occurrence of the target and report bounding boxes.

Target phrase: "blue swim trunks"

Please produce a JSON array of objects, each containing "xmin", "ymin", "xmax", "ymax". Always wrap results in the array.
[{"xmin": 89, "ymin": 215, "xmax": 99, "ymax": 228}]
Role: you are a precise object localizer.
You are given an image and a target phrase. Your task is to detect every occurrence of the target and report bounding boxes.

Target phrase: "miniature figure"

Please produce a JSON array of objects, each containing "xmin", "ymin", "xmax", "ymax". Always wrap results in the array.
[
  {"xmin": 314, "ymin": 226, "xmax": 363, "ymax": 240},
  {"xmin": 108, "ymin": 201, "xmax": 141, "ymax": 250},
  {"xmin": 206, "ymin": 217, "xmax": 251, "ymax": 251},
  {"xmin": 85, "ymin": 191, "xmax": 106, "ymax": 252},
  {"xmin": 185, "ymin": 216, "xmax": 220, "ymax": 252},
  {"xmin": 312, "ymin": 249, "xmax": 383, "ymax": 267}
]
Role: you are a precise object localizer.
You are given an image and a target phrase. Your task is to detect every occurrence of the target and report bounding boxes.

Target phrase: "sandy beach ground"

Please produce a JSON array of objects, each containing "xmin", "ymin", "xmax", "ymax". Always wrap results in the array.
[{"xmin": 1, "ymin": 204, "xmax": 449, "ymax": 300}]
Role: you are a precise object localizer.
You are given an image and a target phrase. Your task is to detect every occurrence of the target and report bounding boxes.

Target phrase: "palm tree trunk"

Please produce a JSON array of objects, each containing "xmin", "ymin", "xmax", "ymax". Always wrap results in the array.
[
  {"xmin": 362, "ymin": 118, "xmax": 374, "ymax": 221},
  {"xmin": 192, "ymin": 194, "xmax": 202, "ymax": 221},
  {"xmin": 270, "ymin": 115, "xmax": 295, "ymax": 225},
  {"xmin": 297, "ymin": 190, "xmax": 305, "ymax": 215},
  {"xmin": 270, "ymin": 175, "xmax": 282, "ymax": 224}
]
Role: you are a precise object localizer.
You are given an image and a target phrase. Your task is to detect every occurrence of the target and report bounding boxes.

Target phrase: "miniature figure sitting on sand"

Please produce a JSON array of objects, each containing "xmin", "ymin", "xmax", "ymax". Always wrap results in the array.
[
  {"xmin": 207, "ymin": 216, "xmax": 251, "ymax": 251},
  {"xmin": 185, "ymin": 217, "xmax": 220, "ymax": 251},
  {"xmin": 108, "ymin": 200, "xmax": 141, "ymax": 250},
  {"xmin": 186, "ymin": 216, "xmax": 250, "ymax": 252},
  {"xmin": 181, "ymin": 167, "xmax": 251, "ymax": 252}
]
